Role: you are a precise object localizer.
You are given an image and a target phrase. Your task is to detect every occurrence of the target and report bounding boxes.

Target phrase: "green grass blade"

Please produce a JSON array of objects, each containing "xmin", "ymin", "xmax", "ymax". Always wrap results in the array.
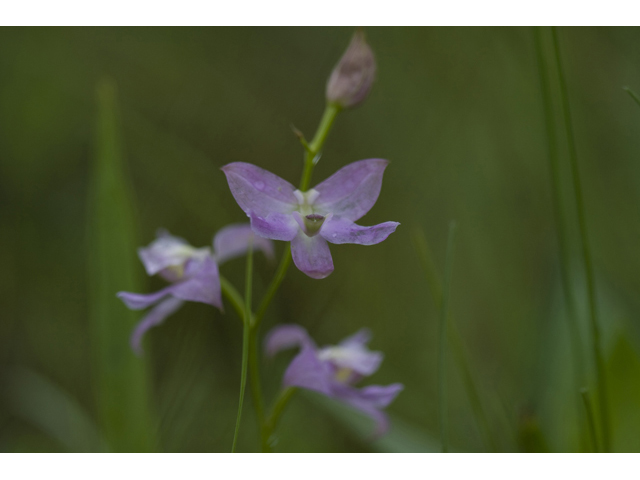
[
  {"xmin": 87, "ymin": 78, "xmax": 156, "ymax": 452},
  {"xmin": 623, "ymin": 86, "xmax": 640, "ymax": 108},
  {"xmin": 534, "ymin": 26, "xmax": 588, "ymax": 449},
  {"xmin": 550, "ymin": 26, "xmax": 610, "ymax": 452},
  {"xmin": 3, "ymin": 368, "xmax": 108, "ymax": 452},
  {"xmin": 580, "ymin": 388, "xmax": 600, "ymax": 452},
  {"xmin": 438, "ymin": 221, "xmax": 457, "ymax": 452},
  {"xmin": 412, "ymin": 228, "xmax": 497, "ymax": 451},
  {"xmin": 231, "ymin": 244, "xmax": 253, "ymax": 452}
]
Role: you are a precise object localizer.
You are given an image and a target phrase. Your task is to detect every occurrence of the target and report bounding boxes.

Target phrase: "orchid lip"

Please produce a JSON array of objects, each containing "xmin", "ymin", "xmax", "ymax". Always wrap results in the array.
[
  {"xmin": 303, "ymin": 214, "xmax": 326, "ymax": 236},
  {"xmin": 293, "ymin": 211, "xmax": 333, "ymax": 237}
]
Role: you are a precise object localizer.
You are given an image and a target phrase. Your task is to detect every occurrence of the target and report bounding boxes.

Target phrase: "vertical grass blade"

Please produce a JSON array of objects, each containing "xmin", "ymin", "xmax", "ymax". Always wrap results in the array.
[
  {"xmin": 438, "ymin": 221, "xmax": 457, "ymax": 453},
  {"xmin": 87, "ymin": 79, "xmax": 155, "ymax": 452},
  {"xmin": 232, "ymin": 243, "xmax": 253, "ymax": 452},
  {"xmin": 412, "ymin": 228, "xmax": 497, "ymax": 452},
  {"xmin": 550, "ymin": 26, "xmax": 610, "ymax": 452},
  {"xmin": 4, "ymin": 367, "xmax": 108, "ymax": 452},
  {"xmin": 534, "ymin": 26, "xmax": 588, "ymax": 450}
]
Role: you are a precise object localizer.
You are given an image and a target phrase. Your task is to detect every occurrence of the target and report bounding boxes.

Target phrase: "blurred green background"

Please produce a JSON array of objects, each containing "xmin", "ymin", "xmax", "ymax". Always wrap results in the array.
[{"xmin": 2, "ymin": 27, "xmax": 640, "ymax": 452}]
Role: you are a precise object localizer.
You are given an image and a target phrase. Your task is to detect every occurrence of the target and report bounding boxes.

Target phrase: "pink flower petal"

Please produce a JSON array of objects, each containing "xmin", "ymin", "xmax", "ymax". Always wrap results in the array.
[
  {"xmin": 222, "ymin": 162, "xmax": 297, "ymax": 218},
  {"xmin": 130, "ymin": 297, "xmax": 184, "ymax": 356},
  {"xmin": 213, "ymin": 223, "xmax": 274, "ymax": 264},
  {"xmin": 313, "ymin": 159, "xmax": 389, "ymax": 222},
  {"xmin": 320, "ymin": 217, "xmax": 399, "ymax": 245},
  {"xmin": 290, "ymin": 230, "xmax": 334, "ymax": 279},
  {"xmin": 249, "ymin": 212, "xmax": 299, "ymax": 241}
]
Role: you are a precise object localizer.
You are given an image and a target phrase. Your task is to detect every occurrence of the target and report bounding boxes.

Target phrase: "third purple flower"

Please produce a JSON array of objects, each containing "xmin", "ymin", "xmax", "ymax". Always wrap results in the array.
[
  {"xmin": 265, "ymin": 324, "xmax": 403, "ymax": 437},
  {"xmin": 221, "ymin": 158, "xmax": 399, "ymax": 279}
]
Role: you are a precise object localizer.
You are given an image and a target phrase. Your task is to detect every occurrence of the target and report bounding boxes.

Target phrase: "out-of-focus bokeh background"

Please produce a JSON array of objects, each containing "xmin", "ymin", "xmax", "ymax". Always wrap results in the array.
[{"xmin": 2, "ymin": 27, "xmax": 640, "ymax": 452}]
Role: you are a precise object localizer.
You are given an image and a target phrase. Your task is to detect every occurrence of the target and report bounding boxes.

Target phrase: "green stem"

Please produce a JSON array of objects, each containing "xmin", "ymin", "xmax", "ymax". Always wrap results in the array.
[
  {"xmin": 255, "ymin": 103, "xmax": 341, "ymax": 330},
  {"xmin": 412, "ymin": 229, "xmax": 497, "ymax": 452},
  {"xmin": 220, "ymin": 275, "xmax": 245, "ymax": 320},
  {"xmin": 299, "ymin": 103, "xmax": 341, "ymax": 191},
  {"xmin": 534, "ymin": 26, "xmax": 588, "ymax": 451},
  {"xmin": 438, "ymin": 221, "xmax": 457, "ymax": 453},
  {"xmin": 624, "ymin": 86, "xmax": 640, "ymax": 108},
  {"xmin": 254, "ymin": 245, "xmax": 292, "ymax": 330},
  {"xmin": 247, "ymin": 102, "xmax": 342, "ymax": 452},
  {"xmin": 534, "ymin": 27, "xmax": 584, "ymax": 381},
  {"xmin": 253, "ymin": 102, "xmax": 342, "ymax": 330},
  {"xmin": 262, "ymin": 387, "xmax": 297, "ymax": 452},
  {"xmin": 221, "ymin": 275, "xmax": 266, "ymax": 443},
  {"xmin": 248, "ymin": 330, "xmax": 266, "ymax": 432},
  {"xmin": 231, "ymin": 244, "xmax": 253, "ymax": 452},
  {"xmin": 551, "ymin": 26, "xmax": 610, "ymax": 452},
  {"xmin": 580, "ymin": 388, "xmax": 600, "ymax": 453}
]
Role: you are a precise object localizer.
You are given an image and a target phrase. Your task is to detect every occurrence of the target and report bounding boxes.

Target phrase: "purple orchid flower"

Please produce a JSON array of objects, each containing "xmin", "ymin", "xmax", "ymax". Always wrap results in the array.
[
  {"xmin": 265, "ymin": 324, "xmax": 404, "ymax": 437},
  {"xmin": 221, "ymin": 158, "xmax": 399, "ymax": 279},
  {"xmin": 117, "ymin": 224, "xmax": 273, "ymax": 355}
]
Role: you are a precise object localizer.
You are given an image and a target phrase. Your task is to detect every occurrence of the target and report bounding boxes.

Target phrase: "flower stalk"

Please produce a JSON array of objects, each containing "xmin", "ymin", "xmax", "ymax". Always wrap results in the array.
[
  {"xmin": 262, "ymin": 387, "xmax": 297, "ymax": 452},
  {"xmin": 299, "ymin": 103, "xmax": 341, "ymax": 191},
  {"xmin": 231, "ymin": 241, "xmax": 254, "ymax": 452},
  {"xmin": 119, "ymin": 30, "xmax": 400, "ymax": 454},
  {"xmin": 246, "ymin": 99, "xmax": 344, "ymax": 451}
]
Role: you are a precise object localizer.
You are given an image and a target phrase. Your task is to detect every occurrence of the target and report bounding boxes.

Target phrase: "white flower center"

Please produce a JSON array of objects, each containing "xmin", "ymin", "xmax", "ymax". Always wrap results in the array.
[
  {"xmin": 293, "ymin": 188, "xmax": 320, "ymax": 216},
  {"xmin": 292, "ymin": 189, "xmax": 330, "ymax": 237}
]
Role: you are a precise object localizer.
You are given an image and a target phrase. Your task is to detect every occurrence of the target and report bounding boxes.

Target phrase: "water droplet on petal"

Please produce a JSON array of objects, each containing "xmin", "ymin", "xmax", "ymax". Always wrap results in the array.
[
  {"xmin": 332, "ymin": 234, "xmax": 337, "ymax": 238},
  {"xmin": 255, "ymin": 181, "xmax": 265, "ymax": 190}
]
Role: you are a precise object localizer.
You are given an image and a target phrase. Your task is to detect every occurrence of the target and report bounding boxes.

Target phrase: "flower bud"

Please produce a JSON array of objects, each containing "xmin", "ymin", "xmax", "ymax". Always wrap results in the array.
[{"xmin": 326, "ymin": 30, "xmax": 376, "ymax": 109}]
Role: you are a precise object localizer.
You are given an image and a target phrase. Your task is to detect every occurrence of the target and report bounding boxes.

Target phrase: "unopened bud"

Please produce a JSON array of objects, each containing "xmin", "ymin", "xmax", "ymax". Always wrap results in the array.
[{"xmin": 326, "ymin": 30, "xmax": 376, "ymax": 109}]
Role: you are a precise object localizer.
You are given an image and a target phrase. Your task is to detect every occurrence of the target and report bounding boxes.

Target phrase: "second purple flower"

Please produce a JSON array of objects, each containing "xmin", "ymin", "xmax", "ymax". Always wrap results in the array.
[{"xmin": 222, "ymin": 158, "xmax": 399, "ymax": 279}]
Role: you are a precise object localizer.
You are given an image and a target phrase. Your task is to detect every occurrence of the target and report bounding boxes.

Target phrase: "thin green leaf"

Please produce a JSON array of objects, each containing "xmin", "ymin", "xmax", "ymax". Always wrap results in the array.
[
  {"xmin": 438, "ymin": 221, "xmax": 457, "ymax": 452},
  {"xmin": 87, "ymin": 78, "xmax": 156, "ymax": 452},
  {"xmin": 3, "ymin": 368, "xmax": 108, "ymax": 452},
  {"xmin": 232, "ymin": 243, "xmax": 253, "ymax": 452},
  {"xmin": 623, "ymin": 86, "xmax": 640, "ymax": 108}
]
